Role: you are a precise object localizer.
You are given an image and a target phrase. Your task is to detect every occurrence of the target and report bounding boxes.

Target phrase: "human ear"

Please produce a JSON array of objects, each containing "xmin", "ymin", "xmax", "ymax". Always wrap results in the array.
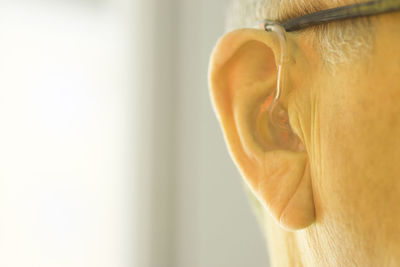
[{"xmin": 208, "ymin": 29, "xmax": 315, "ymax": 230}]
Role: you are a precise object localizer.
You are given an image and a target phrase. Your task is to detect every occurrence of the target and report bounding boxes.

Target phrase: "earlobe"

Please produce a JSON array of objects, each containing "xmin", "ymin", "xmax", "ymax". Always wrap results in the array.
[
  {"xmin": 209, "ymin": 29, "xmax": 315, "ymax": 231},
  {"xmin": 279, "ymin": 161, "xmax": 315, "ymax": 230},
  {"xmin": 260, "ymin": 151, "xmax": 314, "ymax": 230}
]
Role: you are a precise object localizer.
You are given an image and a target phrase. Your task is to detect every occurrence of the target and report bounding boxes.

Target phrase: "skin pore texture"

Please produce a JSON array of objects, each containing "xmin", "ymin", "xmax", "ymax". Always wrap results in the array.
[{"xmin": 208, "ymin": 2, "xmax": 400, "ymax": 266}]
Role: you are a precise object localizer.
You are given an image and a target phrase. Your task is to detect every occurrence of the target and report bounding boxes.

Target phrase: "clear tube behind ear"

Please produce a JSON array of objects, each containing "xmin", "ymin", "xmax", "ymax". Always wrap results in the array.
[{"xmin": 261, "ymin": 21, "xmax": 304, "ymax": 152}]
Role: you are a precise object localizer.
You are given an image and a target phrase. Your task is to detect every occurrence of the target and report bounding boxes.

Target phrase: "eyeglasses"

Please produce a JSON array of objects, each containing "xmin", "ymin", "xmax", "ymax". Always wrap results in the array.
[{"xmin": 259, "ymin": 0, "xmax": 400, "ymax": 32}]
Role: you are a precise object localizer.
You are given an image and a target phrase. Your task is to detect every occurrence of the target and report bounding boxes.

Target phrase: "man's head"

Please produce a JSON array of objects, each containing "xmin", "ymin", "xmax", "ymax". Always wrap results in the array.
[{"xmin": 209, "ymin": 0, "xmax": 400, "ymax": 265}]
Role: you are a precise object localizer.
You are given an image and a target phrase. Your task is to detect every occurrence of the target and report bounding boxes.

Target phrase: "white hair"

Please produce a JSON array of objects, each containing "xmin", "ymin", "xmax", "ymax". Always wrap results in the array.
[{"xmin": 226, "ymin": 0, "xmax": 373, "ymax": 67}]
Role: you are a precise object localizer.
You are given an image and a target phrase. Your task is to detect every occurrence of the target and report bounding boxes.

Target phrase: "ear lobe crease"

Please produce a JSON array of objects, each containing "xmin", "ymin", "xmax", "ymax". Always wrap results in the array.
[
  {"xmin": 279, "ymin": 161, "xmax": 315, "ymax": 230},
  {"xmin": 257, "ymin": 152, "xmax": 315, "ymax": 231},
  {"xmin": 277, "ymin": 159, "xmax": 307, "ymax": 217}
]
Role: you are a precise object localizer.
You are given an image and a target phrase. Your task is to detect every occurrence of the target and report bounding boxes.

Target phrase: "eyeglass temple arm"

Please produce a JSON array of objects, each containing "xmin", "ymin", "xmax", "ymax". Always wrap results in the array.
[{"xmin": 281, "ymin": 0, "xmax": 400, "ymax": 32}]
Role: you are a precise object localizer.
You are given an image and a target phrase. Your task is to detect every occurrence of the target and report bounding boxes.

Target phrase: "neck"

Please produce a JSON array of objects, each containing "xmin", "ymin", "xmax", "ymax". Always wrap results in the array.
[{"xmin": 264, "ymin": 215, "xmax": 400, "ymax": 267}]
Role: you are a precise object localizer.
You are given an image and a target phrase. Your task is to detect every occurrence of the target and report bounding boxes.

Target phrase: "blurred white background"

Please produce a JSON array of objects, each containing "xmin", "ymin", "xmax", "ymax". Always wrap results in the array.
[{"xmin": 0, "ymin": 0, "xmax": 269, "ymax": 266}]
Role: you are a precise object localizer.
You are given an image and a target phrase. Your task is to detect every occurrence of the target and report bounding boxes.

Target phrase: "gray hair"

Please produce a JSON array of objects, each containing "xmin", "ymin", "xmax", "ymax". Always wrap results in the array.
[{"xmin": 226, "ymin": 0, "xmax": 372, "ymax": 67}]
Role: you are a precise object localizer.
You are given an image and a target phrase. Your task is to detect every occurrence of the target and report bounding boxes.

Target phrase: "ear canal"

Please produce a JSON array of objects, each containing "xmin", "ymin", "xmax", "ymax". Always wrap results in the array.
[
  {"xmin": 209, "ymin": 29, "xmax": 315, "ymax": 230},
  {"xmin": 257, "ymin": 92, "xmax": 305, "ymax": 152}
]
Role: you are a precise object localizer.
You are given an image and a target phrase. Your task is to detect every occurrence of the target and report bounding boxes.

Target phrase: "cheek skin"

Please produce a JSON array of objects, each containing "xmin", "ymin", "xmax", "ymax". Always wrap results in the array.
[
  {"xmin": 288, "ymin": 16, "xmax": 400, "ymax": 264},
  {"xmin": 302, "ymin": 57, "xmax": 400, "ymax": 265}
]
